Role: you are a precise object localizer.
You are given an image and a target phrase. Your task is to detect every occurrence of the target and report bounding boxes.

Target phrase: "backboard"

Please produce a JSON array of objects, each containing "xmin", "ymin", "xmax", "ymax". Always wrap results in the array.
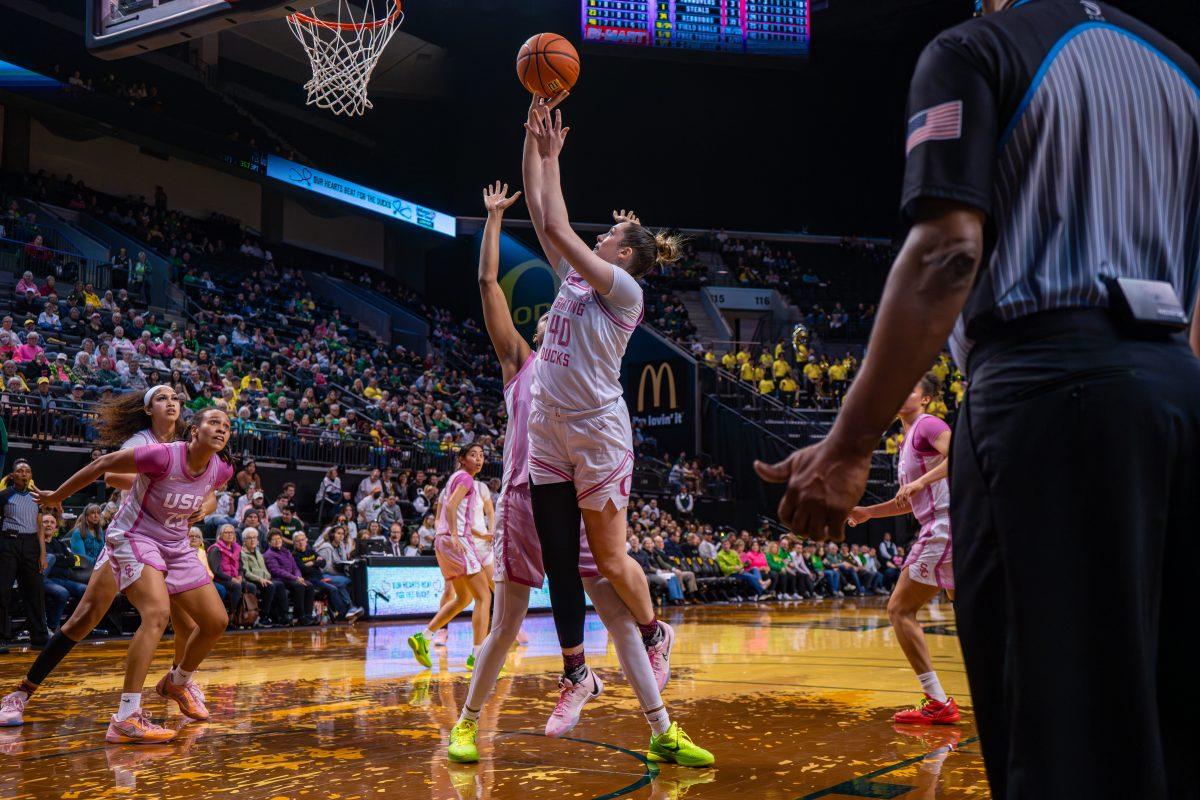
[{"xmin": 86, "ymin": 0, "xmax": 297, "ymax": 59}]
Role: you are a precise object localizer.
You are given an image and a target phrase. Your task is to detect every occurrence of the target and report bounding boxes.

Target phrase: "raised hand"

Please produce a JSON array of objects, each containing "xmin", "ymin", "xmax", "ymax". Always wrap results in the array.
[
  {"xmin": 525, "ymin": 106, "xmax": 570, "ymax": 159},
  {"xmin": 613, "ymin": 209, "xmax": 641, "ymax": 225},
  {"xmin": 482, "ymin": 180, "xmax": 522, "ymax": 214}
]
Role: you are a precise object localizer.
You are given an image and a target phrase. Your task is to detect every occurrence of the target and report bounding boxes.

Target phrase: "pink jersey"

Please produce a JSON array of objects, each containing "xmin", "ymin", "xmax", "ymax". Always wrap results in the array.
[
  {"xmin": 897, "ymin": 414, "xmax": 951, "ymax": 526},
  {"xmin": 122, "ymin": 429, "xmax": 165, "ymax": 451},
  {"xmin": 108, "ymin": 442, "xmax": 233, "ymax": 544},
  {"xmin": 502, "ymin": 353, "xmax": 536, "ymax": 488},
  {"xmin": 435, "ymin": 469, "xmax": 476, "ymax": 537},
  {"xmin": 530, "ymin": 261, "xmax": 643, "ymax": 413}
]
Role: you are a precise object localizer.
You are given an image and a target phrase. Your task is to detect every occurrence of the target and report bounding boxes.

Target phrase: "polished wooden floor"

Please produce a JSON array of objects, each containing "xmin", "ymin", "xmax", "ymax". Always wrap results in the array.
[{"xmin": 0, "ymin": 598, "xmax": 987, "ymax": 800}]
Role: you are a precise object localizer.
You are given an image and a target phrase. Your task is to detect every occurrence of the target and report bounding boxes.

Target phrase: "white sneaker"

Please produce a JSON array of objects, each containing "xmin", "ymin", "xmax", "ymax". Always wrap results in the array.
[
  {"xmin": 646, "ymin": 621, "xmax": 675, "ymax": 692},
  {"xmin": 544, "ymin": 669, "xmax": 604, "ymax": 738},
  {"xmin": 0, "ymin": 692, "xmax": 26, "ymax": 727}
]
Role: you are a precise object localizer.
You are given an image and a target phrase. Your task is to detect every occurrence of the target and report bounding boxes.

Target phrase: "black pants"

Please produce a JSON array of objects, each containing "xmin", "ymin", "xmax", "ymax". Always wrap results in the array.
[
  {"xmin": 220, "ymin": 579, "xmax": 244, "ymax": 616},
  {"xmin": 259, "ymin": 580, "xmax": 287, "ymax": 623},
  {"xmin": 0, "ymin": 534, "xmax": 48, "ymax": 642},
  {"xmin": 279, "ymin": 578, "xmax": 315, "ymax": 622},
  {"xmin": 953, "ymin": 311, "xmax": 1200, "ymax": 800}
]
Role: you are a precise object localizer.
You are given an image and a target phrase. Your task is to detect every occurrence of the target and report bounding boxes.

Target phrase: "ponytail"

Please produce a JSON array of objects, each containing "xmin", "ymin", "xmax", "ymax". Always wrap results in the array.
[{"xmin": 622, "ymin": 223, "xmax": 687, "ymax": 278}]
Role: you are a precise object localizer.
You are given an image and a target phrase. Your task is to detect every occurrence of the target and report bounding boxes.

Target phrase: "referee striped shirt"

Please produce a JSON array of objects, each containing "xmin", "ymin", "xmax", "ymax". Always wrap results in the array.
[
  {"xmin": 0, "ymin": 488, "xmax": 40, "ymax": 535},
  {"xmin": 899, "ymin": 0, "xmax": 1200, "ymax": 367}
]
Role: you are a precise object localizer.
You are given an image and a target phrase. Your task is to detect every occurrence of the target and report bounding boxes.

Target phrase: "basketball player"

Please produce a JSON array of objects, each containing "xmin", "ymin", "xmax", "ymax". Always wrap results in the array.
[
  {"xmin": 0, "ymin": 386, "xmax": 212, "ymax": 728},
  {"xmin": 470, "ymin": 477, "xmax": 495, "ymax": 587},
  {"xmin": 34, "ymin": 408, "xmax": 234, "ymax": 743},
  {"xmin": 407, "ymin": 444, "xmax": 493, "ymax": 670},
  {"xmin": 848, "ymin": 374, "xmax": 959, "ymax": 724},
  {"xmin": 444, "ymin": 179, "xmax": 711, "ymax": 767}
]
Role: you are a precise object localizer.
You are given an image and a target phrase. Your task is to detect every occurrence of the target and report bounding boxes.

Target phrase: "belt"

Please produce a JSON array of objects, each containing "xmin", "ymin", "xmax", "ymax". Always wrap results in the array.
[
  {"xmin": 532, "ymin": 397, "xmax": 623, "ymax": 422},
  {"xmin": 968, "ymin": 308, "xmax": 1186, "ymax": 375}
]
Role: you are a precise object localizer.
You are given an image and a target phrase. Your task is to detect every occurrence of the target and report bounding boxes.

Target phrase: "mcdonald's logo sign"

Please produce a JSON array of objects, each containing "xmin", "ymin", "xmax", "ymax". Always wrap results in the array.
[{"xmin": 637, "ymin": 362, "xmax": 677, "ymax": 412}]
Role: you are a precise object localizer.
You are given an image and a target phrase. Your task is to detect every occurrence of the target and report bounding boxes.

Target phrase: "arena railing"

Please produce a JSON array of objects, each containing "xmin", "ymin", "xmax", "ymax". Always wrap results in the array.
[
  {"xmin": 0, "ymin": 235, "xmax": 113, "ymax": 291},
  {"xmin": 1, "ymin": 397, "xmax": 502, "ymax": 475}
]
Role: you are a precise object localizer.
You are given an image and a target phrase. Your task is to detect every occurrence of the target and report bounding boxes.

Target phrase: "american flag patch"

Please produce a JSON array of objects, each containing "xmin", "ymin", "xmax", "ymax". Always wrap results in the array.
[{"xmin": 905, "ymin": 100, "xmax": 963, "ymax": 155}]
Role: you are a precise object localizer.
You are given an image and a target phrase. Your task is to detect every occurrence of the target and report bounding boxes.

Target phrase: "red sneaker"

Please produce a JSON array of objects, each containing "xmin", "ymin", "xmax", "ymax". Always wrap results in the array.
[{"xmin": 893, "ymin": 694, "xmax": 960, "ymax": 725}]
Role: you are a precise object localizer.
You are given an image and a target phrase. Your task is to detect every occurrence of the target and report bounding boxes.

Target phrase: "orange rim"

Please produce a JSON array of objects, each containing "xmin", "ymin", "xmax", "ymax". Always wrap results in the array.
[{"xmin": 289, "ymin": 0, "xmax": 402, "ymax": 31}]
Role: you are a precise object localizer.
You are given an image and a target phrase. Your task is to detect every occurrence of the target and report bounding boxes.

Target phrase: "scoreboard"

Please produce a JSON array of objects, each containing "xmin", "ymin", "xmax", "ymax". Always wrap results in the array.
[{"xmin": 581, "ymin": 0, "xmax": 809, "ymax": 56}]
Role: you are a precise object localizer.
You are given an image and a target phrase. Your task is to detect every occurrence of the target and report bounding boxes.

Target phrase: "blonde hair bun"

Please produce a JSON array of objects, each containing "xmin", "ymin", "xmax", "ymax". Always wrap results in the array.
[{"xmin": 653, "ymin": 231, "xmax": 684, "ymax": 266}]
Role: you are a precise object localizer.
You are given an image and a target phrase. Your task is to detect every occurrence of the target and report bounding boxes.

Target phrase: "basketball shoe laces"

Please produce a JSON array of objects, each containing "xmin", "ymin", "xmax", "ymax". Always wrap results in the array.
[
  {"xmin": 184, "ymin": 682, "xmax": 205, "ymax": 706},
  {"xmin": 126, "ymin": 709, "xmax": 169, "ymax": 734},
  {"xmin": 552, "ymin": 674, "xmax": 587, "ymax": 718}
]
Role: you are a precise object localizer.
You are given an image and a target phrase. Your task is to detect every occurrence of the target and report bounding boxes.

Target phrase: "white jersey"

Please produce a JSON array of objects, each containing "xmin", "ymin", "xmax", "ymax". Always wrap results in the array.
[
  {"xmin": 530, "ymin": 259, "xmax": 643, "ymax": 413},
  {"xmin": 472, "ymin": 481, "xmax": 492, "ymax": 535}
]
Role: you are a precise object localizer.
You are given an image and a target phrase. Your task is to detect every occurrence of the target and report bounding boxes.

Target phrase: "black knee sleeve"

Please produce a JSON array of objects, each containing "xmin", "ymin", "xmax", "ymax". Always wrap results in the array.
[{"xmin": 530, "ymin": 481, "xmax": 586, "ymax": 649}]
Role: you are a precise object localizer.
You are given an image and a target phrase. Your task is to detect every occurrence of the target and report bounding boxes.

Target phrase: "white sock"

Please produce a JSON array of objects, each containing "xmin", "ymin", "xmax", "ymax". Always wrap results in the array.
[
  {"xmin": 458, "ymin": 705, "xmax": 481, "ymax": 725},
  {"xmin": 170, "ymin": 666, "xmax": 194, "ymax": 686},
  {"xmin": 421, "ymin": 628, "xmax": 435, "ymax": 640},
  {"xmin": 918, "ymin": 671, "xmax": 948, "ymax": 703},
  {"xmin": 644, "ymin": 705, "xmax": 671, "ymax": 735},
  {"xmin": 115, "ymin": 693, "xmax": 142, "ymax": 721},
  {"xmin": 471, "ymin": 645, "xmax": 480, "ymax": 659}
]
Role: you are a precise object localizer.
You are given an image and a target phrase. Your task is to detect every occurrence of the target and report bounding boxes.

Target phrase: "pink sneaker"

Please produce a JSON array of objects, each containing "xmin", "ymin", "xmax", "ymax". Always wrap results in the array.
[
  {"xmin": 647, "ymin": 621, "xmax": 675, "ymax": 692},
  {"xmin": 155, "ymin": 675, "xmax": 209, "ymax": 721},
  {"xmin": 106, "ymin": 710, "xmax": 178, "ymax": 744},
  {"xmin": 433, "ymin": 628, "xmax": 449, "ymax": 647},
  {"xmin": 544, "ymin": 669, "xmax": 603, "ymax": 738},
  {"xmin": 0, "ymin": 692, "xmax": 27, "ymax": 727}
]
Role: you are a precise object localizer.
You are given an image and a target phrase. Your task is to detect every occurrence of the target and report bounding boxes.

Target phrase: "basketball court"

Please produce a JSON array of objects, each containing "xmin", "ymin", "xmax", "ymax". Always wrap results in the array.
[{"xmin": 0, "ymin": 600, "xmax": 983, "ymax": 800}]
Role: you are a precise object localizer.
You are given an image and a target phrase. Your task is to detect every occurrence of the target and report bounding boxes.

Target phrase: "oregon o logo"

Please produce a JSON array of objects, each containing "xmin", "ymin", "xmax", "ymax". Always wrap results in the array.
[
  {"xmin": 637, "ymin": 363, "xmax": 677, "ymax": 412},
  {"xmin": 500, "ymin": 259, "xmax": 556, "ymax": 330}
]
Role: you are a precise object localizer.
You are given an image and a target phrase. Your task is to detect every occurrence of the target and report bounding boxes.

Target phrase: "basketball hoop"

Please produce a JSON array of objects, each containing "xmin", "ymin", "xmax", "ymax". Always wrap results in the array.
[{"xmin": 286, "ymin": 0, "xmax": 404, "ymax": 117}]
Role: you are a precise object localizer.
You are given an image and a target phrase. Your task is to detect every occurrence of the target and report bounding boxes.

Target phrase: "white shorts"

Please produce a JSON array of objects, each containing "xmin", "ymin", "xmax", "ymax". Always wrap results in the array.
[
  {"xmin": 527, "ymin": 398, "xmax": 635, "ymax": 512},
  {"xmin": 470, "ymin": 535, "xmax": 494, "ymax": 569},
  {"xmin": 903, "ymin": 516, "xmax": 954, "ymax": 591}
]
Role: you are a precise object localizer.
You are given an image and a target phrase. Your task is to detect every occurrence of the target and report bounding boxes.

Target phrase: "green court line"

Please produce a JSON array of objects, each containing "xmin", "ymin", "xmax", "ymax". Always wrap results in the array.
[
  {"xmin": 796, "ymin": 735, "xmax": 980, "ymax": 799},
  {"xmin": 506, "ymin": 730, "xmax": 660, "ymax": 800}
]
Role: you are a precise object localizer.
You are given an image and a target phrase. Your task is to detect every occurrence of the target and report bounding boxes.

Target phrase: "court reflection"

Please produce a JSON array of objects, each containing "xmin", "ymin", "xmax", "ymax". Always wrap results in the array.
[{"xmin": 0, "ymin": 598, "xmax": 988, "ymax": 799}]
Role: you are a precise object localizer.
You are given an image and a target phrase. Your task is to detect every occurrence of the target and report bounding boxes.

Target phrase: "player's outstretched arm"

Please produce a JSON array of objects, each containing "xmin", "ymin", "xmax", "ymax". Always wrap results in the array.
[
  {"xmin": 479, "ymin": 180, "xmax": 531, "ymax": 382},
  {"xmin": 527, "ymin": 106, "xmax": 621, "ymax": 295},
  {"xmin": 523, "ymin": 95, "xmax": 568, "ymax": 274},
  {"xmin": 37, "ymin": 448, "xmax": 138, "ymax": 508}
]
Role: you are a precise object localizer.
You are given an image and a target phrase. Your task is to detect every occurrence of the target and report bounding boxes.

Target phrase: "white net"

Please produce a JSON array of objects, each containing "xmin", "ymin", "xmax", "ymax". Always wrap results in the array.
[{"xmin": 286, "ymin": 0, "xmax": 404, "ymax": 117}]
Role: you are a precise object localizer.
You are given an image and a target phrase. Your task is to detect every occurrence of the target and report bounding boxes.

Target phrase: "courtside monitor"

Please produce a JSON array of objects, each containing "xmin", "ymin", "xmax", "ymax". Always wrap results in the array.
[{"xmin": 86, "ymin": 0, "xmax": 297, "ymax": 59}]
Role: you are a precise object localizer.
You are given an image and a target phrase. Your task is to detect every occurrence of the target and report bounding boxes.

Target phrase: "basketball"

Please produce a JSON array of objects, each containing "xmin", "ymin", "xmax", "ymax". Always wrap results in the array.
[{"xmin": 516, "ymin": 33, "xmax": 580, "ymax": 98}]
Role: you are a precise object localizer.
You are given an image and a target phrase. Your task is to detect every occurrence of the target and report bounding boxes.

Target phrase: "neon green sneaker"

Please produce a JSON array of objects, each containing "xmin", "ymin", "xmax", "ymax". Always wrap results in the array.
[
  {"xmin": 408, "ymin": 632, "xmax": 432, "ymax": 668},
  {"xmin": 648, "ymin": 722, "xmax": 715, "ymax": 768},
  {"xmin": 466, "ymin": 653, "xmax": 476, "ymax": 670},
  {"xmin": 448, "ymin": 719, "xmax": 479, "ymax": 763}
]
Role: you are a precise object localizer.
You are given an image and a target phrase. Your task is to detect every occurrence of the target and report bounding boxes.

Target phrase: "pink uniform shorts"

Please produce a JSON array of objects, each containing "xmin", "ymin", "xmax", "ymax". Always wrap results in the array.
[
  {"xmin": 105, "ymin": 530, "xmax": 212, "ymax": 596},
  {"xmin": 434, "ymin": 532, "xmax": 482, "ymax": 582},
  {"xmin": 493, "ymin": 483, "xmax": 598, "ymax": 588},
  {"xmin": 903, "ymin": 515, "xmax": 954, "ymax": 591},
  {"xmin": 527, "ymin": 398, "xmax": 635, "ymax": 512}
]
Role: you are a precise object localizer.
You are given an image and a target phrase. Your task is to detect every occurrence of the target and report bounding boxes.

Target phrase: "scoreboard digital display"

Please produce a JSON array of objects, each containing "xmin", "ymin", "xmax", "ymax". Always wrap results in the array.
[{"xmin": 582, "ymin": 0, "xmax": 809, "ymax": 56}]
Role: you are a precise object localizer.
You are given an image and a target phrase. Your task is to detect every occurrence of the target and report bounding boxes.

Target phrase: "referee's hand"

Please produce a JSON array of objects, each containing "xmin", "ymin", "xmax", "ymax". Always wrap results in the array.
[{"xmin": 754, "ymin": 441, "xmax": 871, "ymax": 541}]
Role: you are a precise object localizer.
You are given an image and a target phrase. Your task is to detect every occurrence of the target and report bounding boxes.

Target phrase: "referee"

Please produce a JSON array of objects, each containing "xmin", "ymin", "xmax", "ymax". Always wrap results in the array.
[
  {"xmin": 0, "ymin": 459, "xmax": 48, "ymax": 648},
  {"xmin": 756, "ymin": 1, "xmax": 1200, "ymax": 797}
]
